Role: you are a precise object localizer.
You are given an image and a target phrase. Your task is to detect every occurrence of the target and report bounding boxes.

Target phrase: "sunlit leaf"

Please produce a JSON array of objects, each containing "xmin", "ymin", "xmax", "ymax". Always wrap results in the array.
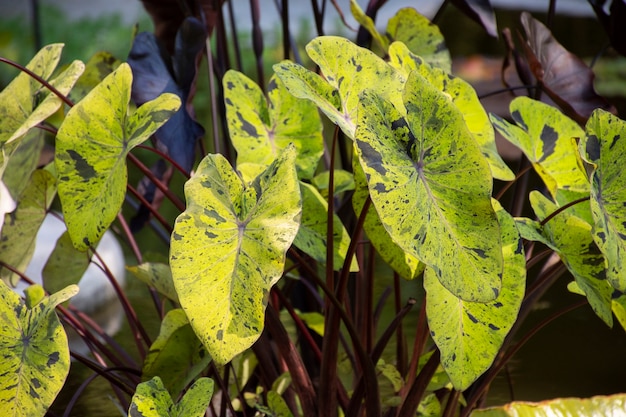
[
  {"xmin": 129, "ymin": 376, "xmax": 214, "ymax": 417},
  {"xmin": 274, "ymin": 36, "xmax": 405, "ymax": 138},
  {"xmin": 56, "ymin": 63, "xmax": 180, "ymax": 250},
  {"xmin": 472, "ymin": 393, "xmax": 626, "ymax": 416},
  {"xmin": 170, "ymin": 146, "xmax": 301, "ymax": 364},
  {"xmin": 426, "ymin": 199, "xmax": 525, "ymax": 390},
  {"xmin": 142, "ymin": 309, "xmax": 210, "ymax": 396},
  {"xmin": 355, "ymin": 72, "xmax": 502, "ymax": 301},
  {"xmin": 0, "ymin": 44, "xmax": 84, "ymax": 145},
  {"xmin": 352, "ymin": 161, "xmax": 423, "ymax": 280},
  {"xmin": 580, "ymin": 109, "xmax": 626, "ymax": 293},
  {"xmin": 386, "ymin": 8, "xmax": 451, "ymax": 72},
  {"xmin": 293, "ymin": 182, "xmax": 357, "ymax": 272},
  {"xmin": 0, "ymin": 169, "xmax": 56, "ymax": 286},
  {"xmin": 223, "ymin": 71, "xmax": 323, "ymax": 181},
  {"xmin": 127, "ymin": 263, "xmax": 179, "ymax": 304},
  {"xmin": 0, "ymin": 283, "xmax": 77, "ymax": 416},
  {"xmin": 491, "ymin": 97, "xmax": 588, "ymax": 196},
  {"xmin": 530, "ymin": 191, "xmax": 612, "ymax": 326},
  {"xmin": 389, "ymin": 42, "xmax": 513, "ymax": 180},
  {"xmin": 520, "ymin": 12, "xmax": 616, "ymax": 124}
]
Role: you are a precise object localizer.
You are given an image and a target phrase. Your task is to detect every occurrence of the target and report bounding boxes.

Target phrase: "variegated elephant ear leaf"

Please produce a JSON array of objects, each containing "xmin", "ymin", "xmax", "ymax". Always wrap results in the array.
[
  {"xmin": 56, "ymin": 63, "xmax": 180, "ymax": 251},
  {"xmin": 170, "ymin": 146, "xmax": 301, "ymax": 365},
  {"xmin": 355, "ymin": 71, "xmax": 502, "ymax": 302}
]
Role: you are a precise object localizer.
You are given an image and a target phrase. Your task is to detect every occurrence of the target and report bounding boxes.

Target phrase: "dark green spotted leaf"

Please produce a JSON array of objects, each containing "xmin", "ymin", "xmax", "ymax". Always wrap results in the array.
[
  {"xmin": 169, "ymin": 146, "xmax": 301, "ymax": 365},
  {"xmin": 274, "ymin": 36, "xmax": 405, "ymax": 138},
  {"xmin": 355, "ymin": 72, "xmax": 502, "ymax": 301},
  {"xmin": 352, "ymin": 161, "xmax": 423, "ymax": 280},
  {"xmin": 142, "ymin": 309, "xmax": 210, "ymax": 396},
  {"xmin": 388, "ymin": 42, "xmax": 513, "ymax": 180},
  {"xmin": 491, "ymin": 97, "xmax": 588, "ymax": 197},
  {"xmin": 56, "ymin": 63, "xmax": 180, "ymax": 251},
  {"xmin": 127, "ymin": 263, "xmax": 179, "ymax": 304},
  {"xmin": 0, "ymin": 169, "xmax": 56, "ymax": 286},
  {"xmin": 530, "ymin": 191, "xmax": 612, "ymax": 326},
  {"xmin": 223, "ymin": 70, "xmax": 323, "ymax": 181},
  {"xmin": 386, "ymin": 8, "xmax": 451, "ymax": 72},
  {"xmin": 0, "ymin": 283, "xmax": 77, "ymax": 416},
  {"xmin": 293, "ymin": 182, "xmax": 357, "ymax": 272},
  {"xmin": 472, "ymin": 393, "xmax": 626, "ymax": 417},
  {"xmin": 0, "ymin": 44, "xmax": 84, "ymax": 146},
  {"xmin": 580, "ymin": 109, "xmax": 626, "ymax": 293},
  {"xmin": 513, "ymin": 217, "xmax": 558, "ymax": 251},
  {"xmin": 129, "ymin": 376, "xmax": 214, "ymax": 417},
  {"xmin": 425, "ymin": 199, "xmax": 525, "ymax": 390}
]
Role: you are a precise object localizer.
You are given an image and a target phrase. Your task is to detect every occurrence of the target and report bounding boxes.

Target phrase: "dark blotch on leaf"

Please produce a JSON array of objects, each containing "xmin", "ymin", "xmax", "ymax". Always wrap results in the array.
[
  {"xmin": 47, "ymin": 351, "xmax": 60, "ymax": 367},
  {"xmin": 539, "ymin": 124, "xmax": 558, "ymax": 161},
  {"xmin": 466, "ymin": 312, "xmax": 479, "ymax": 323},
  {"xmin": 488, "ymin": 323, "xmax": 500, "ymax": 331},
  {"xmin": 67, "ymin": 150, "xmax": 97, "ymax": 180},
  {"xmin": 237, "ymin": 111, "xmax": 260, "ymax": 138},
  {"xmin": 216, "ymin": 330, "xmax": 223, "ymax": 341}
]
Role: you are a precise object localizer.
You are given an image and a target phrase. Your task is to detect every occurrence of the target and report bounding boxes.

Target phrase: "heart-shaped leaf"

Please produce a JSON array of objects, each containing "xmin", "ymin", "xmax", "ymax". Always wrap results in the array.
[
  {"xmin": 142, "ymin": 309, "xmax": 210, "ymax": 396},
  {"xmin": 520, "ymin": 12, "xmax": 616, "ymax": 124},
  {"xmin": 223, "ymin": 70, "xmax": 323, "ymax": 180},
  {"xmin": 0, "ymin": 169, "xmax": 56, "ymax": 286},
  {"xmin": 55, "ymin": 63, "xmax": 180, "ymax": 251},
  {"xmin": 530, "ymin": 191, "xmax": 612, "ymax": 326},
  {"xmin": 129, "ymin": 376, "xmax": 214, "ymax": 417},
  {"xmin": 491, "ymin": 96, "xmax": 588, "ymax": 196},
  {"xmin": 386, "ymin": 8, "xmax": 451, "ymax": 72},
  {"xmin": 355, "ymin": 72, "xmax": 502, "ymax": 302},
  {"xmin": 170, "ymin": 146, "xmax": 301, "ymax": 364},
  {"xmin": 426, "ymin": 199, "xmax": 525, "ymax": 390},
  {"xmin": 0, "ymin": 44, "xmax": 84, "ymax": 146},
  {"xmin": 580, "ymin": 109, "xmax": 626, "ymax": 293},
  {"xmin": 389, "ymin": 42, "xmax": 513, "ymax": 181},
  {"xmin": 0, "ymin": 283, "xmax": 78, "ymax": 416},
  {"xmin": 274, "ymin": 36, "xmax": 405, "ymax": 138}
]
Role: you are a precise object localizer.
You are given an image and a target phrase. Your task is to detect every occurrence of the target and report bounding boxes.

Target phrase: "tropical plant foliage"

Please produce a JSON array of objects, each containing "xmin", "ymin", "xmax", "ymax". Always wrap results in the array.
[{"xmin": 0, "ymin": 1, "xmax": 624, "ymax": 416}]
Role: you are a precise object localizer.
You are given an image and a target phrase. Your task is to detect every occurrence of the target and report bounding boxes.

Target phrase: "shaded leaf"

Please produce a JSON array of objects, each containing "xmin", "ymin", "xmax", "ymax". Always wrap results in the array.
[
  {"xmin": 274, "ymin": 36, "xmax": 405, "ymax": 138},
  {"xmin": 129, "ymin": 376, "xmax": 214, "ymax": 417},
  {"xmin": 293, "ymin": 182, "xmax": 357, "ymax": 272},
  {"xmin": 450, "ymin": 0, "xmax": 497, "ymax": 37},
  {"xmin": 580, "ymin": 109, "xmax": 626, "ymax": 292},
  {"xmin": 2, "ymin": 129, "xmax": 45, "ymax": 201},
  {"xmin": 520, "ymin": 12, "xmax": 616, "ymax": 124},
  {"xmin": 142, "ymin": 309, "xmax": 211, "ymax": 396},
  {"xmin": 514, "ymin": 217, "xmax": 558, "ymax": 251},
  {"xmin": 473, "ymin": 393, "xmax": 626, "ymax": 417},
  {"xmin": 0, "ymin": 283, "xmax": 77, "ymax": 416},
  {"xmin": 0, "ymin": 44, "xmax": 84, "ymax": 145},
  {"xmin": 56, "ymin": 63, "xmax": 180, "ymax": 250},
  {"xmin": 386, "ymin": 8, "xmax": 451, "ymax": 72},
  {"xmin": 311, "ymin": 169, "xmax": 355, "ymax": 198},
  {"xmin": 127, "ymin": 263, "xmax": 179, "ymax": 304},
  {"xmin": 42, "ymin": 229, "xmax": 89, "ymax": 295},
  {"xmin": 426, "ymin": 199, "xmax": 525, "ymax": 390},
  {"xmin": 355, "ymin": 73, "xmax": 502, "ymax": 302},
  {"xmin": 223, "ymin": 70, "xmax": 323, "ymax": 180},
  {"xmin": 68, "ymin": 51, "xmax": 121, "ymax": 103},
  {"xmin": 530, "ymin": 191, "xmax": 612, "ymax": 326},
  {"xmin": 169, "ymin": 146, "xmax": 301, "ymax": 364},
  {"xmin": 491, "ymin": 97, "xmax": 588, "ymax": 196},
  {"xmin": 389, "ymin": 42, "xmax": 513, "ymax": 180},
  {"xmin": 0, "ymin": 169, "xmax": 56, "ymax": 286},
  {"xmin": 589, "ymin": 0, "xmax": 626, "ymax": 56}
]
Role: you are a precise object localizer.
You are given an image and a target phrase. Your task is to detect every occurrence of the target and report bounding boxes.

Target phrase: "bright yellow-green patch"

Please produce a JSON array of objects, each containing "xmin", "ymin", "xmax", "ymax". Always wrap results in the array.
[{"xmin": 129, "ymin": 376, "xmax": 214, "ymax": 417}]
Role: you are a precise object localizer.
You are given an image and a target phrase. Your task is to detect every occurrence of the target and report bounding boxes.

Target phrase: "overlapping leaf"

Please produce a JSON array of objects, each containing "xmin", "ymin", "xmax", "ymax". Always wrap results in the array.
[
  {"xmin": 293, "ymin": 182, "xmax": 357, "ymax": 271},
  {"xmin": 580, "ymin": 109, "xmax": 626, "ymax": 293},
  {"xmin": 274, "ymin": 36, "xmax": 405, "ymax": 138},
  {"xmin": 69, "ymin": 51, "xmax": 121, "ymax": 103},
  {"xmin": 0, "ymin": 44, "xmax": 84, "ymax": 146},
  {"xmin": 127, "ymin": 263, "xmax": 179, "ymax": 303},
  {"xmin": 530, "ymin": 191, "xmax": 612, "ymax": 326},
  {"xmin": 142, "ymin": 309, "xmax": 210, "ymax": 396},
  {"xmin": 386, "ymin": 8, "xmax": 451, "ymax": 72},
  {"xmin": 426, "ymin": 200, "xmax": 525, "ymax": 390},
  {"xmin": 223, "ymin": 71, "xmax": 323, "ymax": 180},
  {"xmin": 129, "ymin": 376, "xmax": 214, "ymax": 417},
  {"xmin": 389, "ymin": 42, "xmax": 513, "ymax": 180},
  {"xmin": 56, "ymin": 63, "xmax": 180, "ymax": 251},
  {"xmin": 491, "ymin": 97, "xmax": 588, "ymax": 196},
  {"xmin": 170, "ymin": 146, "xmax": 301, "ymax": 364},
  {"xmin": 0, "ymin": 169, "xmax": 56, "ymax": 286},
  {"xmin": 355, "ymin": 72, "xmax": 502, "ymax": 301},
  {"xmin": 0, "ymin": 283, "xmax": 77, "ymax": 417}
]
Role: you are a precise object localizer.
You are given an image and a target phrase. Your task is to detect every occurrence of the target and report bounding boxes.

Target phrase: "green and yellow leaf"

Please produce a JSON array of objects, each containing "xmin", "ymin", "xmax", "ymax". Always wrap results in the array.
[{"xmin": 129, "ymin": 376, "xmax": 214, "ymax": 417}]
